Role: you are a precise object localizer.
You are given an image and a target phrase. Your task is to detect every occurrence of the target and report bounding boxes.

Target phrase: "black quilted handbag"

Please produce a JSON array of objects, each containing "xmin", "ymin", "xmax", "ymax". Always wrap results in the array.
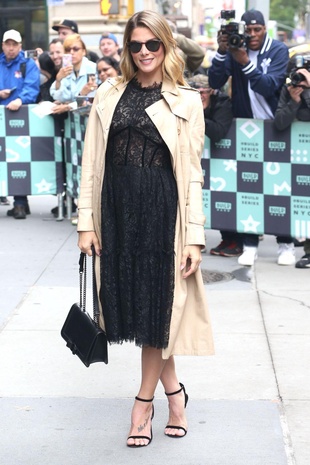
[{"xmin": 61, "ymin": 249, "xmax": 108, "ymax": 367}]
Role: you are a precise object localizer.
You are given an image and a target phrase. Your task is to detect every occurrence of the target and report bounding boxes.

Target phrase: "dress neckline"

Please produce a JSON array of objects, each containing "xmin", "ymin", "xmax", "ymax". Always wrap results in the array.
[{"xmin": 130, "ymin": 77, "xmax": 162, "ymax": 91}]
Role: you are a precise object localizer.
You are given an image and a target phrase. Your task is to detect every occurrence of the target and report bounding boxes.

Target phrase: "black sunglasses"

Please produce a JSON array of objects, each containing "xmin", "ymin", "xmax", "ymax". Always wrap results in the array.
[{"xmin": 128, "ymin": 39, "xmax": 162, "ymax": 53}]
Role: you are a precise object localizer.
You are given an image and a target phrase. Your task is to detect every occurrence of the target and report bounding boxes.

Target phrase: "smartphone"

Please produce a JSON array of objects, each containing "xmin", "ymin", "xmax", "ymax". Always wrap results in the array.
[
  {"xmin": 9, "ymin": 86, "xmax": 17, "ymax": 94},
  {"xmin": 62, "ymin": 54, "xmax": 72, "ymax": 67},
  {"xmin": 87, "ymin": 73, "xmax": 96, "ymax": 84},
  {"xmin": 24, "ymin": 50, "xmax": 38, "ymax": 59}
]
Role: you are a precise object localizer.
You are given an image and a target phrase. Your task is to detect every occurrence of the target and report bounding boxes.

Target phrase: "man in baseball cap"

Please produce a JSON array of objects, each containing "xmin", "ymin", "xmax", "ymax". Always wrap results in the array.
[
  {"xmin": 52, "ymin": 19, "xmax": 78, "ymax": 39},
  {"xmin": 99, "ymin": 33, "xmax": 121, "ymax": 61},
  {"xmin": 2, "ymin": 29, "xmax": 22, "ymax": 43},
  {"xmin": 52, "ymin": 19, "xmax": 99, "ymax": 63},
  {"xmin": 208, "ymin": 9, "xmax": 292, "ymax": 265},
  {"xmin": 0, "ymin": 29, "xmax": 23, "ymax": 207},
  {"xmin": 241, "ymin": 10, "xmax": 265, "ymax": 26},
  {"xmin": 0, "ymin": 28, "xmax": 40, "ymax": 219}
]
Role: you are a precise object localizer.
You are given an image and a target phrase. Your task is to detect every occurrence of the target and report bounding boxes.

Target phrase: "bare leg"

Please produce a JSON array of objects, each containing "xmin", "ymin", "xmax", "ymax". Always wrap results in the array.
[
  {"xmin": 127, "ymin": 346, "xmax": 166, "ymax": 446},
  {"xmin": 160, "ymin": 356, "xmax": 188, "ymax": 437}
]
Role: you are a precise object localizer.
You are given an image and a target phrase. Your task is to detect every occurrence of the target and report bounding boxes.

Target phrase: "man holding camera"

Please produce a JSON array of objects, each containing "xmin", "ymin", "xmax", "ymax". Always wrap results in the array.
[
  {"xmin": 0, "ymin": 29, "xmax": 40, "ymax": 219},
  {"xmin": 208, "ymin": 10, "xmax": 294, "ymax": 266},
  {"xmin": 209, "ymin": 10, "xmax": 288, "ymax": 118}
]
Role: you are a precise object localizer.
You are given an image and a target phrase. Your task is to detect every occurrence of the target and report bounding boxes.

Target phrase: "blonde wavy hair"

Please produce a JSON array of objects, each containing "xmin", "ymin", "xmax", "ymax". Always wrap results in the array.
[{"xmin": 120, "ymin": 10, "xmax": 186, "ymax": 86}]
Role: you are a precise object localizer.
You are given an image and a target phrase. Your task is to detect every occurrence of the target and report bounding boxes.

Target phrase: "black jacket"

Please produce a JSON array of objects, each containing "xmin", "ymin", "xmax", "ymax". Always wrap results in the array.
[
  {"xmin": 274, "ymin": 85, "xmax": 310, "ymax": 130},
  {"xmin": 204, "ymin": 91, "xmax": 233, "ymax": 142}
]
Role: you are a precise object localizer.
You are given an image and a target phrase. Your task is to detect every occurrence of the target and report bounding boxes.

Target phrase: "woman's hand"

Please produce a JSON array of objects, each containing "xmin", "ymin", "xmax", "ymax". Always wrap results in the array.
[
  {"xmin": 180, "ymin": 245, "xmax": 202, "ymax": 279},
  {"xmin": 78, "ymin": 231, "xmax": 101, "ymax": 257},
  {"xmin": 79, "ymin": 81, "xmax": 98, "ymax": 96},
  {"xmin": 56, "ymin": 66, "xmax": 73, "ymax": 81},
  {"xmin": 53, "ymin": 66, "xmax": 73, "ymax": 91}
]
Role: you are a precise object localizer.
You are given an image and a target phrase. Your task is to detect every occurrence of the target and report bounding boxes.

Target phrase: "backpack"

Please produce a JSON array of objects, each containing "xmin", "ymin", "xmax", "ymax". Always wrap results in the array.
[{"xmin": 20, "ymin": 61, "xmax": 27, "ymax": 78}]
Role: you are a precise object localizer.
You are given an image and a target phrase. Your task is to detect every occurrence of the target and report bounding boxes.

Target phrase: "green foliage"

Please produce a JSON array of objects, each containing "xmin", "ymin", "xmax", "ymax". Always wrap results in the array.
[{"xmin": 270, "ymin": 0, "xmax": 308, "ymax": 30}]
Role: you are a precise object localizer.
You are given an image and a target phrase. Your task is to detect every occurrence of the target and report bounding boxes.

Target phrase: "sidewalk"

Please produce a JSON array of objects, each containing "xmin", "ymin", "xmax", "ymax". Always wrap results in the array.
[{"xmin": 0, "ymin": 195, "xmax": 309, "ymax": 465}]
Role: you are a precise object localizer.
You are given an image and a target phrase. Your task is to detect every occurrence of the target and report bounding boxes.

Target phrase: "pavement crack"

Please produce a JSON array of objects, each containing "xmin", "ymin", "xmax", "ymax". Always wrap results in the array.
[{"xmin": 259, "ymin": 290, "xmax": 310, "ymax": 310}]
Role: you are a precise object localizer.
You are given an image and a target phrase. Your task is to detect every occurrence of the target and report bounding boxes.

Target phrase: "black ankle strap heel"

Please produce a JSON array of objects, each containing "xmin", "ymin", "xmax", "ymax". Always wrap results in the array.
[
  {"xmin": 165, "ymin": 382, "xmax": 188, "ymax": 408},
  {"xmin": 127, "ymin": 396, "xmax": 155, "ymax": 447},
  {"xmin": 135, "ymin": 395, "xmax": 154, "ymax": 403},
  {"xmin": 164, "ymin": 383, "xmax": 188, "ymax": 438}
]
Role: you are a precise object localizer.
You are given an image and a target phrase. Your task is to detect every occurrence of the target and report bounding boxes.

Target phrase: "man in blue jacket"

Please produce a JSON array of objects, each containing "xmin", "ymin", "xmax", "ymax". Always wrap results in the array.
[
  {"xmin": 0, "ymin": 29, "xmax": 40, "ymax": 219},
  {"xmin": 208, "ymin": 10, "xmax": 294, "ymax": 266},
  {"xmin": 209, "ymin": 10, "xmax": 288, "ymax": 118}
]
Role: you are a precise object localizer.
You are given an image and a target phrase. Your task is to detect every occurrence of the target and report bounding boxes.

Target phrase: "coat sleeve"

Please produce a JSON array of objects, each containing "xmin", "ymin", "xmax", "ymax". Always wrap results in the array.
[
  {"xmin": 208, "ymin": 51, "xmax": 231, "ymax": 89},
  {"xmin": 18, "ymin": 59, "xmax": 40, "ymax": 104},
  {"xmin": 173, "ymin": 33, "xmax": 205, "ymax": 73},
  {"xmin": 185, "ymin": 92, "xmax": 206, "ymax": 246},
  {"xmin": 77, "ymin": 90, "xmax": 102, "ymax": 231}
]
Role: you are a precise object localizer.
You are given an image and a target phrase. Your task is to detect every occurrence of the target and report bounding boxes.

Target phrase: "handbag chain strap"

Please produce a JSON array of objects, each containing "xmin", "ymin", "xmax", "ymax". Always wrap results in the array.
[
  {"xmin": 91, "ymin": 247, "xmax": 100, "ymax": 328},
  {"xmin": 78, "ymin": 249, "xmax": 100, "ymax": 328},
  {"xmin": 79, "ymin": 252, "xmax": 87, "ymax": 312}
]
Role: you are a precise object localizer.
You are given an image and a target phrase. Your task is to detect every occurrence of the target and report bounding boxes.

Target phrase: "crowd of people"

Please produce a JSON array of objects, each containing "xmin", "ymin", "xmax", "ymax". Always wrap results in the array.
[{"xmin": 0, "ymin": 10, "xmax": 309, "ymax": 269}]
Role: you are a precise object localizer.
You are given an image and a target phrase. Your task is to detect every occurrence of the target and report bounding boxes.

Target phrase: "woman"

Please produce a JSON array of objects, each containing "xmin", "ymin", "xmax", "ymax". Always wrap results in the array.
[
  {"xmin": 189, "ymin": 73, "xmax": 233, "ymax": 143},
  {"xmin": 50, "ymin": 33, "xmax": 97, "ymax": 113},
  {"xmin": 77, "ymin": 10, "xmax": 214, "ymax": 447},
  {"xmin": 274, "ymin": 68, "xmax": 310, "ymax": 269},
  {"xmin": 97, "ymin": 56, "xmax": 120, "ymax": 83},
  {"xmin": 274, "ymin": 67, "xmax": 310, "ymax": 130}
]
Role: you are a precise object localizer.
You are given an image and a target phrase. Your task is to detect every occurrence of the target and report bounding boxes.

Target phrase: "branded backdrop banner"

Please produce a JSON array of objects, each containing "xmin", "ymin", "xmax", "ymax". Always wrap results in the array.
[
  {"xmin": 0, "ymin": 105, "xmax": 64, "ymax": 196},
  {"xmin": 202, "ymin": 118, "xmax": 310, "ymax": 238},
  {"xmin": 1, "ymin": 107, "xmax": 309, "ymax": 238}
]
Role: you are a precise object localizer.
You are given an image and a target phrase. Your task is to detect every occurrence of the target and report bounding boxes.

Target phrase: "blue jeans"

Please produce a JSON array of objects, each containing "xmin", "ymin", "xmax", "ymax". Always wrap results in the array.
[{"xmin": 13, "ymin": 196, "xmax": 28, "ymax": 207}]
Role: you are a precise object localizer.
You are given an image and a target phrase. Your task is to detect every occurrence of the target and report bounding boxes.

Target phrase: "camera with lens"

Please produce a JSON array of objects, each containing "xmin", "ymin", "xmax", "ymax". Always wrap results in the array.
[
  {"xmin": 220, "ymin": 10, "xmax": 249, "ymax": 48},
  {"xmin": 289, "ymin": 55, "xmax": 310, "ymax": 86}
]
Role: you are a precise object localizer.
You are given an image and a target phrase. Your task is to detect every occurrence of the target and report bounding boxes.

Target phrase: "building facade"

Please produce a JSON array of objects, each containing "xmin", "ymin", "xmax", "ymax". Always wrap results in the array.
[{"xmin": 0, "ymin": 0, "xmax": 161, "ymax": 53}]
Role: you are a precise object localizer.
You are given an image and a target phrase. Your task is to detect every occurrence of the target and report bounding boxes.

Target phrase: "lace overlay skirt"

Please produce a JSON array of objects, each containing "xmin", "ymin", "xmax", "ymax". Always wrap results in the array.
[{"xmin": 100, "ymin": 162, "xmax": 178, "ymax": 348}]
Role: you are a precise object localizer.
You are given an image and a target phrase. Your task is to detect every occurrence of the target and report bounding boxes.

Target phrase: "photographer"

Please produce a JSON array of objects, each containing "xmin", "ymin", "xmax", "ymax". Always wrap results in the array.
[
  {"xmin": 274, "ymin": 66, "xmax": 310, "ymax": 269},
  {"xmin": 208, "ymin": 10, "xmax": 294, "ymax": 266},
  {"xmin": 209, "ymin": 10, "xmax": 288, "ymax": 119},
  {"xmin": 274, "ymin": 67, "xmax": 310, "ymax": 130}
]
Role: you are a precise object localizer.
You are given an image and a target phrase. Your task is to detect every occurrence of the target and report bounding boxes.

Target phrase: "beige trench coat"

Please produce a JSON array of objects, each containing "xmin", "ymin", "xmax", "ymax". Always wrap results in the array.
[{"xmin": 77, "ymin": 78, "xmax": 214, "ymax": 359}]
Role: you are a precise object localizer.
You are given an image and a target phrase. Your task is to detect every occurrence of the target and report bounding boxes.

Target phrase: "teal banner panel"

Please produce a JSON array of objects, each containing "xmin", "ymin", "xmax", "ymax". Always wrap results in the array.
[{"xmin": 0, "ymin": 105, "xmax": 64, "ymax": 196}]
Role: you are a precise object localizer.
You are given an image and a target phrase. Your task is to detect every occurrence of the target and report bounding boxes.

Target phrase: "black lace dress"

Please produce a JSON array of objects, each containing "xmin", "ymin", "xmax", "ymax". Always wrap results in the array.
[{"xmin": 100, "ymin": 79, "xmax": 178, "ymax": 349}]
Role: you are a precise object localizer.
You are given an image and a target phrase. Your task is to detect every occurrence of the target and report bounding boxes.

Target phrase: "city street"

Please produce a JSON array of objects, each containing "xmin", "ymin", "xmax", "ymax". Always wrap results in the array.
[{"xmin": 0, "ymin": 195, "xmax": 309, "ymax": 465}]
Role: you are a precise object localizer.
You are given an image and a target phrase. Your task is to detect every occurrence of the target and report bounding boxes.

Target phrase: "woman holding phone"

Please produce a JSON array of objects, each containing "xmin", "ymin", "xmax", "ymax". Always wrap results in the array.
[{"xmin": 50, "ymin": 33, "xmax": 96, "ymax": 113}]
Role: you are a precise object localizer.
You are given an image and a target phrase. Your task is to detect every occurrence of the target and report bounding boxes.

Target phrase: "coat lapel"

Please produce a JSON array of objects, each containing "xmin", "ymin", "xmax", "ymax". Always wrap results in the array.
[{"xmin": 145, "ymin": 99, "xmax": 178, "ymax": 170}]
